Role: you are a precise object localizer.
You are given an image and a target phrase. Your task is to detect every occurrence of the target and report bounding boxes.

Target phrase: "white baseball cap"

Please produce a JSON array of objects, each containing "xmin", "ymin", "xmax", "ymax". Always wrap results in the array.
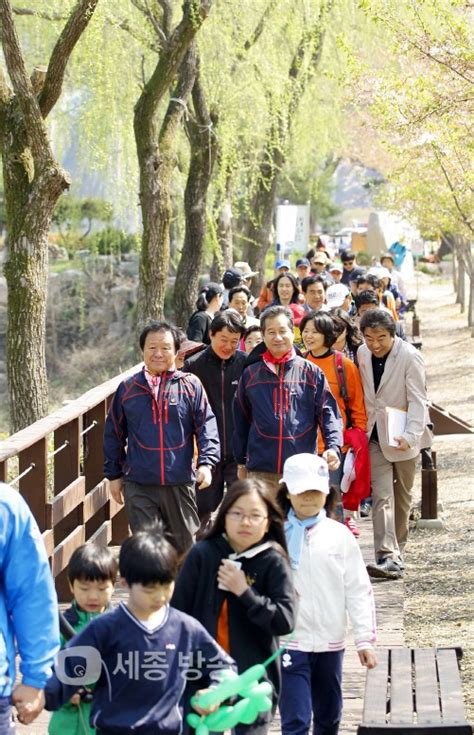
[
  {"xmin": 280, "ymin": 454, "xmax": 330, "ymax": 495},
  {"xmin": 326, "ymin": 283, "xmax": 350, "ymax": 308}
]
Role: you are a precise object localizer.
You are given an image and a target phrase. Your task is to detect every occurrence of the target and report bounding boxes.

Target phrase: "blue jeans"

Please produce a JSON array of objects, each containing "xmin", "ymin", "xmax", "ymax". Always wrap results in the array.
[
  {"xmin": 279, "ymin": 650, "xmax": 344, "ymax": 735},
  {"xmin": 0, "ymin": 698, "xmax": 14, "ymax": 735}
]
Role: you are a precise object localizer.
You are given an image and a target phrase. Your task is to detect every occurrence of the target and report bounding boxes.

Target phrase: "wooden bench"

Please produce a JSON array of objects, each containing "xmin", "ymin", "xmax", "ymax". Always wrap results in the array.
[{"xmin": 358, "ymin": 647, "xmax": 472, "ymax": 734}]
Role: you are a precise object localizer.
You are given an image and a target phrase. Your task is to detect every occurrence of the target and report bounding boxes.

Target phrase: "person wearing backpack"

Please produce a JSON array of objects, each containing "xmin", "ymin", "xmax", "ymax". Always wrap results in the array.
[{"xmin": 300, "ymin": 312, "xmax": 369, "ymax": 536}]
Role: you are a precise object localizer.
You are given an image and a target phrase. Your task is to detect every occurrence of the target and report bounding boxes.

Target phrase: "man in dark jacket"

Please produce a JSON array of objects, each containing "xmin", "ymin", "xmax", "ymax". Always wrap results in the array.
[
  {"xmin": 104, "ymin": 321, "xmax": 220, "ymax": 556},
  {"xmin": 340, "ymin": 250, "xmax": 365, "ymax": 287},
  {"xmin": 233, "ymin": 306, "xmax": 343, "ymax": 493},
  {"xmin": 184, "ymin": 311, "xmax": 247, "ymax": 534}
]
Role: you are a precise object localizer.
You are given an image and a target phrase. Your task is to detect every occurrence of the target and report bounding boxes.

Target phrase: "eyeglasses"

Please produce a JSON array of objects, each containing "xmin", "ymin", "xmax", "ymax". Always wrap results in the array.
[{"xmin": 226, "ymin": 511, "xmax": 268, "ymax": 525}]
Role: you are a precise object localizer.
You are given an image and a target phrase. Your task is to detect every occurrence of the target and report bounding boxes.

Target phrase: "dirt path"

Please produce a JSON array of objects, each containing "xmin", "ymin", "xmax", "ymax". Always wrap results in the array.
[{"xmin": 402, "ymin": 272, "xmax": 474, "ymax": 721}]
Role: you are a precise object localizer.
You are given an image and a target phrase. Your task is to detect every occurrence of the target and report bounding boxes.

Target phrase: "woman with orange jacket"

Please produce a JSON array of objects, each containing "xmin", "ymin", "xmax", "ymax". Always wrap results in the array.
[{"xmin": 300, "ymin": 311, "xmax": 368, "ymax": 536}]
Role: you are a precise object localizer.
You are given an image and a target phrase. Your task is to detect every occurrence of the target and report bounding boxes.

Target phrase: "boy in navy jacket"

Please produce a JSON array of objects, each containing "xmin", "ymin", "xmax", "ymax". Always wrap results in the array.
[{"xmin": 45, "ymin": 526, "xmax": 235, "ymax": 735}]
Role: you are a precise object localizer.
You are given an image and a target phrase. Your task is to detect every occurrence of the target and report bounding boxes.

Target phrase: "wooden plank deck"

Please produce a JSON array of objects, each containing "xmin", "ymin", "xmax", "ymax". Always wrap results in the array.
[{"xmin": 16, "ymin": 515, "xmax": 403, "ymax": 735}]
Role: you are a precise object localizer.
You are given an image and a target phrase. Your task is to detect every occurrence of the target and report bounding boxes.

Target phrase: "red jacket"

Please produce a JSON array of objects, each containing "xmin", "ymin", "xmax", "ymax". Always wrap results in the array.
[{"xmin": 341, "ymin": 426, "xmax": 371, "ymax": 511}]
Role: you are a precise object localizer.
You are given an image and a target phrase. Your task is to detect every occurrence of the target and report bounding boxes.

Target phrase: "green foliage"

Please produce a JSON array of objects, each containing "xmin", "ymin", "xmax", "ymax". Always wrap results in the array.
[
  {"xmin": 52, "ymin": 196, "xmax": 114, "ymax": 256},
  {"xmin": 88, "ymin": 227, "xmax": 139, "ymax": 257},
  {"xmin": 356, "ymin": 250, "xmax": 371, "ymax": 266},
  {"xmin": 356, "ymin": 0, "xmax": 473, "ymax": 240}
]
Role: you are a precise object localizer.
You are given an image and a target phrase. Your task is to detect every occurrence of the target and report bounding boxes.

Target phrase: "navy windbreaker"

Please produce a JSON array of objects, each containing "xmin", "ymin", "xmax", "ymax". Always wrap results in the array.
[
  {"xmin": 103, "ymin": 368, "xmax": 220, "ymax": 485},
  {"xmin": 232, "ymin": 355, "xmax": 342, "ymax": 474}
]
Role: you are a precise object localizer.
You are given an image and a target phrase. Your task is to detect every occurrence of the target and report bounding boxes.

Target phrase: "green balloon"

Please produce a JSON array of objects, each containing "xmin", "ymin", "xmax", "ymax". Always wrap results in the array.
[
  {"xmin": 191, "ymin": 670, "xmax": 239, "ymax": 710},
  {"xmin": 187, "ymin": 713, "xmax": 202, "ymax": 729},
  {"xmin": 188, "ymin": 652, "xmax": 287, "ymax": 732},
  {"xmin": 204, "ymin": 705, "xmax": 235, "ymax": 730},
  {"xmin": 240, "ymin": 681, "xmax": 273, "ymax": 698},
  {"xmin": 239, "ymin": 699, "xmax": 260, "ymax": 725}
]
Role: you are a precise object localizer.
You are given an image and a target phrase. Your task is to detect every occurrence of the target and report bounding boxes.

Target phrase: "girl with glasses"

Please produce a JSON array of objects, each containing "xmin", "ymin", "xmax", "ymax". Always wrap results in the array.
[{"xmin": 172, "ymin": 480, "xmax": 295, "ymax": 735}]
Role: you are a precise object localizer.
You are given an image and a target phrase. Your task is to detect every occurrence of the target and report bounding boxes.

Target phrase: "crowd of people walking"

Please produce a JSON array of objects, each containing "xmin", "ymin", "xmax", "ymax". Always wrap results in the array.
[{"xmin": 2, "ymin": 244, "xmax": 433, "ymax": 735}]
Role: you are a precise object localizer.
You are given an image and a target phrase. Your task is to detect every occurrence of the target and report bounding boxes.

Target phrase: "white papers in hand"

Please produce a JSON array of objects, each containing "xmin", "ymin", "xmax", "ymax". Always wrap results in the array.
[
  {"xmin": 386, "ymin": 407, "xmax": 407, "ymax": 447},
  {"xmin": 341, "ymin": 449, "xmax": 356, "ymax": 493}
]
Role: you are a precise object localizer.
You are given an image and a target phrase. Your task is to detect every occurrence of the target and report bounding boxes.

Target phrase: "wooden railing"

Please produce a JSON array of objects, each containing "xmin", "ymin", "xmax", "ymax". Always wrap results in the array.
[{"xmin": 0, "ymin": 363, "xmax": 142, "ymax": 600}]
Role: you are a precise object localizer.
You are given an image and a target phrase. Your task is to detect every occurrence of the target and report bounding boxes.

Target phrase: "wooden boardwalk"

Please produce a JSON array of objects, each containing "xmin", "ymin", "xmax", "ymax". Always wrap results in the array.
[{"xmin": 16, "ymin": 515, "xmax": 403, "ymax": 735}]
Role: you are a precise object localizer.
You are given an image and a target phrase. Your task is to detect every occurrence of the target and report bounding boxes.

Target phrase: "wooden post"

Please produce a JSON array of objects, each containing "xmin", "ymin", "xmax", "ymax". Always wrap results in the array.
[
  {"xmin": 19, "ymin": 438, "xmax": 48, "ymax": 531},
  {"xmin": 54, "ymin": 418, "xmax": 81, "ymax": 601},
  {"xmin": 412, "ymin": 304, "xmax": 421, "ymax": 338},
  {"xmin": 83, "ymin": 401, "xmax": 108, "ymax": 538},
  {"xmin": 421, "ymin": 450, "xmax": 438, "ymax": 519}
]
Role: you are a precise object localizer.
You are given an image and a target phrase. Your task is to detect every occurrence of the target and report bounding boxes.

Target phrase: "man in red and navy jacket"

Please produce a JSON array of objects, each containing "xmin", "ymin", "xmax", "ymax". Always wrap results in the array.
[
  {"xmin": 104, "ymin": 321, "xmax": 220, "ymax": 556},
  {"xmin": 233, "ymin": 306, "xmax": 343, "ymax": 494}
]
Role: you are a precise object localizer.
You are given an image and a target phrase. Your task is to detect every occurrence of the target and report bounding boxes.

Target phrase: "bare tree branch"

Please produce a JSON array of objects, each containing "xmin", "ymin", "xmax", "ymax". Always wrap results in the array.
[
  {"xmin": 0, "ymin": 0, "xmax": 52, "ymax": 159},
  {"xmin": 110, "ymin": 14, "xmax": 161, "ymax": 53},
  {"xmin": 432, "ymin": 143, "xmax": 474, "ymax": 235},
  {"xmin": 12, "ymin": 5, "xmax": 67, "ymax": 21},
  {"xmin": 241, "ymin": 0, "xmax": 279, "ymax": 55},
  {"xmin": 131, "ymin": 0, "xmax": 168, "ymax": 45},
  {"xmin": 134, "ymin": 0, "xmax": 212, "ymax": 143},
  {"xmin": 157, "ymin": 0, "xmax": 173, "ymax": 38},
  {"xmin": 38, "ymin": 0, "xmax": 101, "ymax": 118}
]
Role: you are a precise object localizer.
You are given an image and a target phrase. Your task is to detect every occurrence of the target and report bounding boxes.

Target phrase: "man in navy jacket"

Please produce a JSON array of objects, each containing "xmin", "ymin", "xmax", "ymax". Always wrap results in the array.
[
  {"xmin": 104, "ymin": 321, "xmax": 220, "ymax": 555},
  {"xmin": 233, "ymin": 306, "xmax": 342, "ymax": 493}
]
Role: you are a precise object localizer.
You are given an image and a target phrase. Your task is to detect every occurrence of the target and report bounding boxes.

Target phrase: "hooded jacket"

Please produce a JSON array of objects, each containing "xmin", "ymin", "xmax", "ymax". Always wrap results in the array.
[
  {"xmin": 232, "ymin": 355, "xmax": 342, "ymax": 474},
  {"xmin": 103, "ymin": 367, "xmax": 220, "ymax": 486},
  {"xmin": 171, "ymin": 535, "xmax": 295, "ymax": 702}
]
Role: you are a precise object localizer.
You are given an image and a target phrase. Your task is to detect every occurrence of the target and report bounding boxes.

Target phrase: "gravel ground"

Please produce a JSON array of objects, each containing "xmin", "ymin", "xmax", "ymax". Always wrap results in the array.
[{"xmin": 401, "ymin": 273, "xmax": 474, "ymax": 721}]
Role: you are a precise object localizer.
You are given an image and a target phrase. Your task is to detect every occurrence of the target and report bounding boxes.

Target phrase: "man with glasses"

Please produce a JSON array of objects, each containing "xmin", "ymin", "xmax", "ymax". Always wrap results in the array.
[{"xmin": 340, "ymin": 251, "xmax": 365, "ymax": 287}]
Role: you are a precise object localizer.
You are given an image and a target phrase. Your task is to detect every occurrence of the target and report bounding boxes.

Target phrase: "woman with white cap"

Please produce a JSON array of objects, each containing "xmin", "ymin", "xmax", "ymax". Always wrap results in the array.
[{"xmin": 277, "ymin": 454, "xmax": 377, "ymax": 735}]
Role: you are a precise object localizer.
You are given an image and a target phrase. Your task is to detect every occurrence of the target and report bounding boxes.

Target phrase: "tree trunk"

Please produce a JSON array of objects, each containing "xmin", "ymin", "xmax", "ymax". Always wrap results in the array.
[
  {"xmin": 457, "ymin": 248, "xmax": 465, "ymax": 312},
  {"xmin": 174, "ymin": 70, "xmax": 218, "ymax": 328},
  {"xmin": 452, "ymin": 245, "xmax": 458, "ymax": 294},
  {"xmin": 240, "ymin": 109, "xmax": 286, "ymax": 295},
  {"xmin": 133, "ymin": 1, "xmax": 212, "ymax": 325},
  {"xmin": 0, "ymin": 0, "xmax": 98, "ymax": 430},
  {"xmin": 2, "ymin": 125, "xmax": 69, "ymax": 430},
  {"xmin": 136, "ymin": 48, "xmax": 198, "ymax": 325},
  {"xmin": 239, "ymin": 1, "xmax": 334, "ymax": 294},
  {"xmin": 210, "ymin": 173, "xmax": 234, "ymax": 281},
  {"xmin": 468, "ymin": 270, "xmax": 474, "ymax": 328}
]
